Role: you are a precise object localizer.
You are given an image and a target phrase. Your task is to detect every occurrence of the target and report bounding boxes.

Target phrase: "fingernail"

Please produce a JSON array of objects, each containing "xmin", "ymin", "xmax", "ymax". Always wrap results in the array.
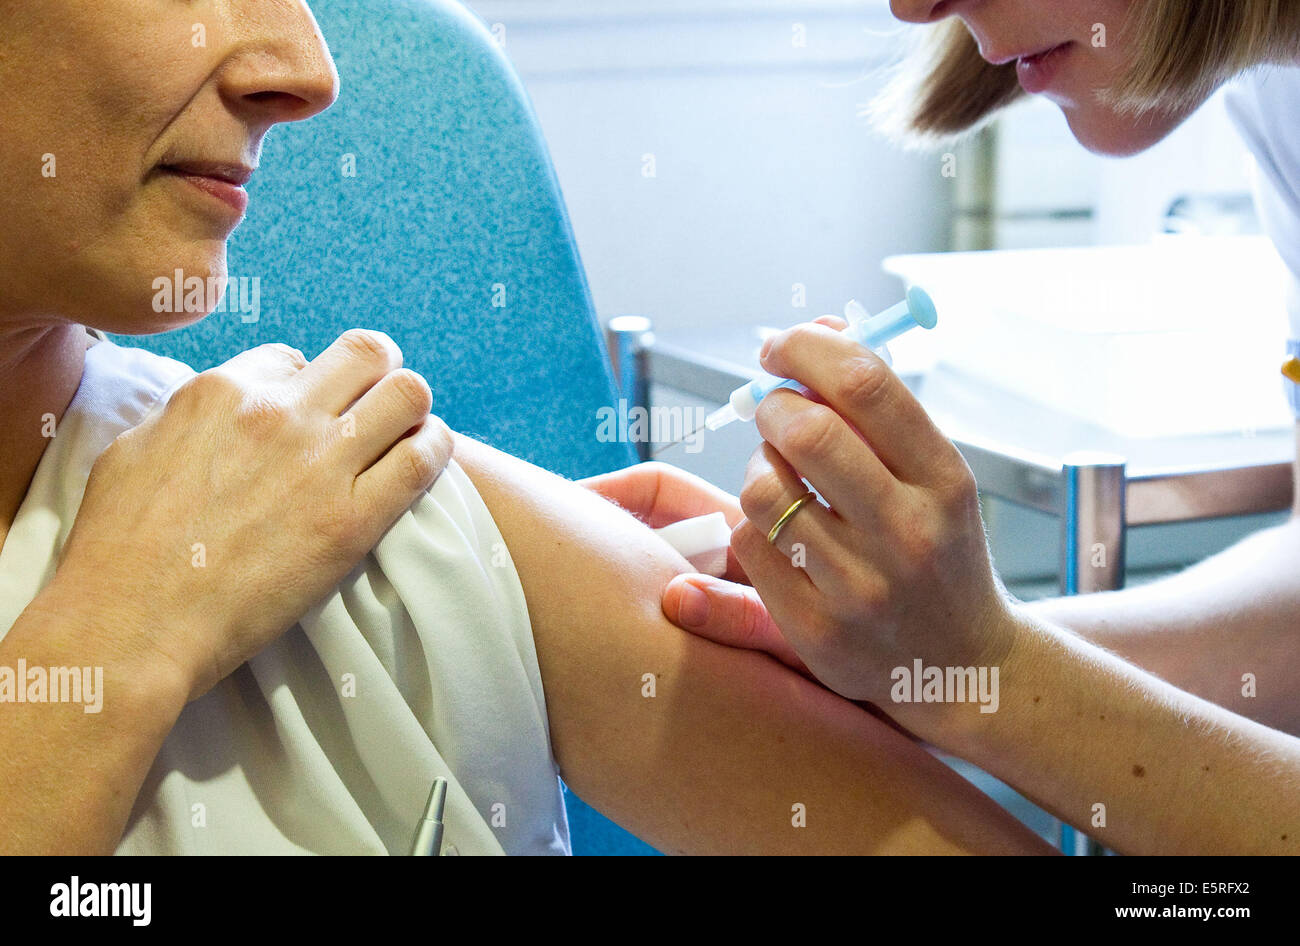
[
  {"xmin": 759, "ymin": 336, "xmax": 774, "ymax": 361},
  {"xmin": 675, "ymin": 579, "xmax": 711, "ymax": 629}
]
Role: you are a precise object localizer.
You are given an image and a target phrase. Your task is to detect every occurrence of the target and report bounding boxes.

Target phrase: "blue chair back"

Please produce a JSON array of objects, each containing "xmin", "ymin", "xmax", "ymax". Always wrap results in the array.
[
  {"xmin": 116, "ymin": 0, "xmax": 651, "ymax": 853},
  {"xmin": 117, "ymin": 0, "xmax": 635, "ymax": 481}
]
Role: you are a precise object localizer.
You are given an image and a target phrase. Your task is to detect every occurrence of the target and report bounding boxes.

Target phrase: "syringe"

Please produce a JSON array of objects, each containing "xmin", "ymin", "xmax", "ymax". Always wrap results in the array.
[{"xmin": 704, "ymin": 286, "xmax": 938, "ymax": 432}]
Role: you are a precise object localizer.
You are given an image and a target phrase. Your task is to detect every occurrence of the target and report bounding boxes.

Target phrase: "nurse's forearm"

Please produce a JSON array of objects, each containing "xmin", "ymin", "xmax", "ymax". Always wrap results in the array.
[
  {"xmin": 947, "ymin": 611, "xmax": 1300, "ymax": 855},
  {"xmin": 454, "ymin": 434, "xmax": 1054, "ymax": 855},
  {"xmin": 0, "ymin": 579, "xmax": 189, "ymax": 854},
  {"xmin": 1021, "ymin": 513, "xmax": 1300, "ymax": 734}
]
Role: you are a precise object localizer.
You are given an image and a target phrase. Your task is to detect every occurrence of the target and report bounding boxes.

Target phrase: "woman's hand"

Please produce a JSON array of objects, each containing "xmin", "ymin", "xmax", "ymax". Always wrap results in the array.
[
  {"xmin": 730, "ymin": 320, "xmax": 1019, "ymax": 716},
  {"xmin": 53, "ymin": 329, "xmax": 452, "ymax": 702}
]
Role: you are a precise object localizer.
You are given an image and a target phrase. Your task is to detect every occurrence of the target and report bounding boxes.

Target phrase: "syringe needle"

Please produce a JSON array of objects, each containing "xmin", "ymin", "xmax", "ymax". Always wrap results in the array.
[
  {"xmin": 645, "ymin": 288, "xmax": 937, "ymax": 460},
  {"xmin": 649, "ymin": 421, "xmax": 708, "ymax": 458}
]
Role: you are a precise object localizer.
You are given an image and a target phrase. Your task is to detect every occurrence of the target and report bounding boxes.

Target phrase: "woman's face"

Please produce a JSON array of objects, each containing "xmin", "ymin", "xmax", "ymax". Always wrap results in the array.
[
  {"xmin": 0, "ymin": 1, "xmax": 337, "ymax": 335},
  {"xmin": 891, "ymin": 0, "xmax": 1202, "ymax": 156}
]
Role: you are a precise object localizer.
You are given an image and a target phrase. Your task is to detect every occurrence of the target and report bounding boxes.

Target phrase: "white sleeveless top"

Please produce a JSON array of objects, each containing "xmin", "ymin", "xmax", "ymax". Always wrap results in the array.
[{"xmin": 0, "ymin": 339, "xmax": 569, "ymax": 855}]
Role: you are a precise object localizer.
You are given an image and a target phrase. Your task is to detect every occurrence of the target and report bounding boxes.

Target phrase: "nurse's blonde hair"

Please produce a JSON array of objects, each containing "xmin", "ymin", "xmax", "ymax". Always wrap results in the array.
[{"xmin": 871, "ymin": 0, "xmax": 1300, "ymax": 147}]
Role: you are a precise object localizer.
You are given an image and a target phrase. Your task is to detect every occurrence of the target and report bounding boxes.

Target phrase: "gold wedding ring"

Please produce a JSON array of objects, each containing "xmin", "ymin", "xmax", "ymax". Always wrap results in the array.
[{"xmin": 767, "ymin": 491, "xmax": 816, "ymax": 545}]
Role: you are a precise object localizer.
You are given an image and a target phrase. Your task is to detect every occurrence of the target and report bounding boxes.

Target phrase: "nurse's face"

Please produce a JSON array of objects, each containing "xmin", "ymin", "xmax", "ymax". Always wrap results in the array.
[
  {"xmin": 0, "ymin": 0, "xmax": 338, "ymax": 335},
  {"xmin": 891, "ymin": 0, "xmax": 1202, "ymax": 156}
]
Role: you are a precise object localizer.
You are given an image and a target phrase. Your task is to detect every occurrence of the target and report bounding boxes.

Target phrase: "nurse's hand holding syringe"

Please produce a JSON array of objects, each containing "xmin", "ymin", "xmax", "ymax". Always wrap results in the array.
[
  {"xmin": 587, "ymin": 289, "xmax": 938, "ymax": 671},
  {"xmin": 635, "ymin": 290, "xmax": 938, "ymax": 582}
]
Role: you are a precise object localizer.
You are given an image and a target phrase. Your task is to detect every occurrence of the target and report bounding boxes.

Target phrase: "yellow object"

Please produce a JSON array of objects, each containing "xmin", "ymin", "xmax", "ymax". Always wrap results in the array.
[
  {"xmin": 1283, "ymin": 356, "xmax": 1300, "ymax": 386},
  {"xmin": 768, "ymin": 491, "xmax": 817, "ymax": 545}
]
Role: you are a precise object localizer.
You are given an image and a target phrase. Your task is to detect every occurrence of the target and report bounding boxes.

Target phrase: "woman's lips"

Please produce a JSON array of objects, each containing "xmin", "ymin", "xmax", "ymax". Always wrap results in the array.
[
  {"xmin": 1015, "ymin": 42, "xmax": 1072, "ymax": 94},
  {"xmin": 159, "ymin": 166, "xmax": 250, "ymax": 218}
]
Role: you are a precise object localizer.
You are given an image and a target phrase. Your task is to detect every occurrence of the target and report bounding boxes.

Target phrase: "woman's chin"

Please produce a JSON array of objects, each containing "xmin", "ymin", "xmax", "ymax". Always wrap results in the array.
[
  {"xmin": 84, "ymin": 309, "xmax": 210, "ymax": 337},
  {"xmin": 80, "ymin": 278, "xmax": 221, "ymax": 335},
  {"xmin": 92, "ymin": 249, "xmax": 229, "ymax": 335}
]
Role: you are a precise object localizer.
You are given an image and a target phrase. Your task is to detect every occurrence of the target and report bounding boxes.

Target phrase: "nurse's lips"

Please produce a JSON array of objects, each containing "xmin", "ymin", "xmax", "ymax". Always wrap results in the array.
[
  {"xmin": 1015, "ymin": 43, "xmax": 1072, "ymax": 94},
  {"xmin": 158, "ymin": 161, "xmax": 253, "ymax": 217},
  {"xmin": 982, "ymin": 41, "xmax": 1074, "ymax": 94}
]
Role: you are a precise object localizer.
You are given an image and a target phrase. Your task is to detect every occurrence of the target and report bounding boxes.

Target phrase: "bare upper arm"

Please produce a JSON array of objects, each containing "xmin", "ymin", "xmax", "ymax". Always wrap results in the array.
[{"xmin": 451, "ymin": 434, "xmax": 1054, "ymax": 855}]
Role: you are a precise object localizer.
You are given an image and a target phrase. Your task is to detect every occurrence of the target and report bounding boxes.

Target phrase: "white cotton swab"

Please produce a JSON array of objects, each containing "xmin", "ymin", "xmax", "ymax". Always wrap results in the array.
[{"xmin": 653, "ymin": 512, "xmax": 731, "ymax": 578}]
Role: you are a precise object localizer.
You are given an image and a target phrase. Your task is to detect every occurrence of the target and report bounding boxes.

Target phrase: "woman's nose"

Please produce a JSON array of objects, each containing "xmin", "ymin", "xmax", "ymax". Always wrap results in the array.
[
  {"xmin": 890, "ymin": 0, "xmax": 954, "ymax": 24},
  {"xmin": 220, "ymin": 1, "xmax": 340, "ymax": 126}
]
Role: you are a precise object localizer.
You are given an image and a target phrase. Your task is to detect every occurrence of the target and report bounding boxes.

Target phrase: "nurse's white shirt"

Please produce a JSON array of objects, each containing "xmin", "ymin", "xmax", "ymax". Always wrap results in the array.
[
  {"xmin": 1226, "ymin": 65, "xmax": 1300, "ymax": 345},
  {"xmin": 0, "ymin": 339, "xmax": 569, "ymax": 855}
]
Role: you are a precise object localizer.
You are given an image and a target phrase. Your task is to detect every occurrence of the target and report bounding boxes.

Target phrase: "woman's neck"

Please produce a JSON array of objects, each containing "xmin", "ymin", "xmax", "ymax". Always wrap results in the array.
[{"xmin": 0, "ymin": 323, "xmax": 90, "ymax": 553}]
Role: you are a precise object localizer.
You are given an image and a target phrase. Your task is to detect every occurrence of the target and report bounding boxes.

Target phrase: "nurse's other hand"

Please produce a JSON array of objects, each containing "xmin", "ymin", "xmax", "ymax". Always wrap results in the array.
[
  {"xmin": 731, "ymin": 321, "xmax": 1018, "ymax": 711},
  {"xmin": 579, "ymin": 461, "xmax": 751, "ymax": 584},
  {"xmin": 58, "ymin": 330, "xmax": 453, "ymax": 702}
]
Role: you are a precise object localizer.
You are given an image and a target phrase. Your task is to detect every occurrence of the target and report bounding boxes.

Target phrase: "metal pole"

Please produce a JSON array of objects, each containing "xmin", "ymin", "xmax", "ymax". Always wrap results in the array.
[
  {"xmin": 1058, "ymin": 451, "xmax": 1127, "ymax": 855},
  {"xmin": 604, "ymin": 315, "xmax": 654, "ymax": 462}
]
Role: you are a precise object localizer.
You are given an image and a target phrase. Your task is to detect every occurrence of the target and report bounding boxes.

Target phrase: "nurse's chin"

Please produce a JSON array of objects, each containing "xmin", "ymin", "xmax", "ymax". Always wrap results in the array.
[{"xmin": 1060, "ymin": 100, "xmax": 1199, "ymax": 157}]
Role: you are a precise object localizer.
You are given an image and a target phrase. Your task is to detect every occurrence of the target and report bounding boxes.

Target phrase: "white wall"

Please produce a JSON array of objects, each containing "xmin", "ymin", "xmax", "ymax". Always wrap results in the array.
[
  {"xmin": 468, "ymin": 0, "xmax": 1258, "ymax": 326},
  {"xmin": 467, "ymin": 0, "xmax": 953, "ymax": 334}
]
